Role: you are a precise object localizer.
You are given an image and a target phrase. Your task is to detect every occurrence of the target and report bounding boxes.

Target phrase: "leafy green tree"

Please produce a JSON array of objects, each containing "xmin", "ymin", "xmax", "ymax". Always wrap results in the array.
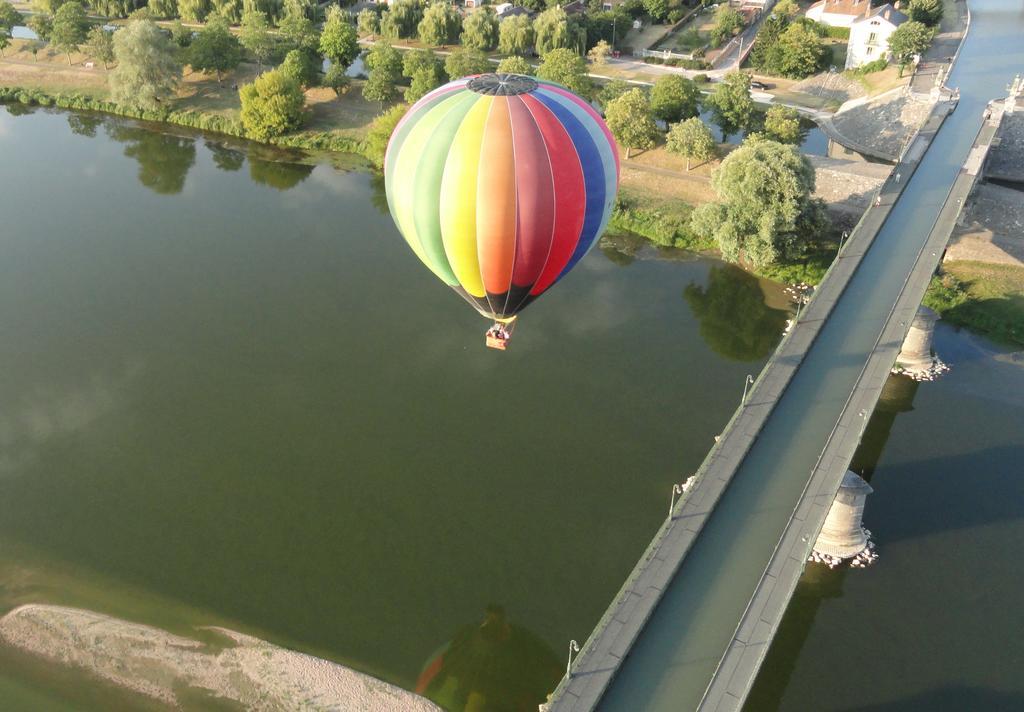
[
  {"xmin": 498, "ymin": 14, "xmax": 533, "ymax": 55},
  {"xmin": 887, "ymin": 20, "xmax": 932, "ymax": 76},
  {"xmin": 177, "ymin": 0, "xmax": 210, "ymax": 23},
  {"xmin": 239, "ymin": 68, "xmax": 305, "ymax": 139},
  {"xmin": 84, "ymin": 25, "xmax": 114, "ymax": 68},
  {"xmin": 650, "ymin": 74, "xmax": 700, "ymax": 124},
  {"xmin": 379, "ymin": 0, "xmax": 421, "ymax": 39},
  {"xmin": 357, "ymin": 8, "xmax": 378, "ymax": 37},
  {"xmin": 26, "ymin": 13, "xmax": 53, "ymax": 42},
  {"xmin": 642, "ymin": 0, "xmax": 667, "ymax": 22},
  {"xmin": 706, "ymin": 71, "xmax": 754, "ymax": 140},
  {"xmin": 771, "ymin": 22, "xmax": 827, "ymax": 78},
  {"xmin": 402, "ymin": 47, "xmax": 444, "ymax": 102},
  {"xmin": 280, "ymin": 47, "xmax": 317, "ymax": 86},
  {"xmin": 0, "ymin": 2, "xmax": 23, "ymax": 30},
  {"xmin": 444, "ymin": 46, "xmax": 491, "ymax": 78},
  {"xmin": 418, "ymin": 1, "xmax": 460, "ymax": 46},
  {"xmin": 690, "ymin": 137, "xmax": 828, "ymax": 267},
  {"xmin": 534, "ymin": 5, "xmax": 585, "ymax": 56},
  {"xmin": 749, "ymin": 12, "xmax": 786, "ymax": 72},
  {"xmin": 763, "ymin": 104, "xmax": 801, "ymax": 144},
  {"xmin": 170, "ymin": 19, "xmax": 192, "ymax": 47},
  {"xmin": 585, "ymin": 8, "xmax": 628, "ymax": 50},
  {"xmin": 604, "ymin": 88, "xmax": 657, "ymax": 159},
  {"xmin": 684, "ymin": 265, "xmax": 789, "ymax": 361},
  {"xmin": 323, "ymin": 63, "xmax": 350, "ymax": 95},
  {"xmin": 710, "ymin": 5, "xmax": 744, "ymax": 47},
  {"xmin": 0, "ymin": 29, "xmax": 9, "ymax": 58},
  {"xmin": 242, "ymin": 0, "xmax": 282, "ymax": 22},
  {"xmin": 32, "ymin": 0, "xmax": 66, "ymax": 14},
  {"xmin": 666, "ymin": 116, "xmax": 716, "ymax": 170},
  {"xmin": 365, "ymin": 102, "xmax": 407, "ymax": 167},
  {"xmin": 320, "ymin": 6, "xmax": 358, "ymax": 69},
  {"xmin": 536, "ymin": 47, "xmax": 591, "ymax": 97},
  {"xmin": 110, "ymin": 20, "xmax": 182, "ymax": 110},
  {"xmin": 278, "ymin": 4, "xmax": 319, "ymax": 52},
  {"xmin": 148, "ymin": 0, "xmax": 177, "ymax": 19},
  {"xmin": 597, "ymin": 78, "xmax": 629, "ymax": 106},
  {"xmin": 496, "ymin": 54, "xmax": 532, "ymax": 74},
  {"xmin": 211, "ymin": 0, "xmax": 243, "ymax": 22},
  {"xmin": 908, "ymin": 0, "xmax": 942, "ymax": 26},
  {"xmin": 88, "ymin": 0, "xmax": 134, "ymax": 19},
  {"xmin": 188, "ymin": 15, "xmax": 241, "ymax": 81},
  {"xmin": 461, "ymin": 6, "xmax": 498, "ymax": 50},
  {"xmin": 240, "ymin": 10, "xmax": 275, "ymax": 68},
  {"xmin": 363, "ymin": 39, "xmax": 403, "ymax": 106},
  {"xmin": 772, "ymin": 0, "xmax": 798, "ymax": 17},
  {"xmin": 587, "ymin": 38, "xmax": 610, "ymax": 65},
  {"xmin": 51, "ymin": 1, "xmax": 87, "ymax": 64}
]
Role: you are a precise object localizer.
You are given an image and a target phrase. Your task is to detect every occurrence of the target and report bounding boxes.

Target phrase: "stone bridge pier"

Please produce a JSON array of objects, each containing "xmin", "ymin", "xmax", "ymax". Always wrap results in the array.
[
  {"xmin": 894, "ymin": 305, "xmax": 948, "ymax": 380},
  {"xmin": 811, "ymin": 471, "xmax": 876, "ymax": 568}
]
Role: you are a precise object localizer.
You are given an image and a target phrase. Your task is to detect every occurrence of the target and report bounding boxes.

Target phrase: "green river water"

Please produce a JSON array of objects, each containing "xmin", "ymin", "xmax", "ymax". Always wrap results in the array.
[
  {"xmin": 0, "ymin": 105, "xmax": 785, "ymax": 710},
  {"xmin": 1, "ymin": 102, "xmax": 1022, "ymax": 711}
]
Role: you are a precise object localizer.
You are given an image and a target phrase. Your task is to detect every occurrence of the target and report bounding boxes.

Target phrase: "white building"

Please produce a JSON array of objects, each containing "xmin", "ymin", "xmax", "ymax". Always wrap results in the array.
[
  {"xmin": 846, "ymin": 4, "xmax": 909, "ymax": 69},
  {"xmin": 805, "ymin": 0, "xmax": 873, "ymax": 27}
]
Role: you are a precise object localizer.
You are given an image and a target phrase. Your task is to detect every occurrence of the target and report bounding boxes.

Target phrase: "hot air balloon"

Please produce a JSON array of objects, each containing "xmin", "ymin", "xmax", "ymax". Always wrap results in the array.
[{"xmin": 384, "ymin": 73, "xmax": 620, "ymax": 350}]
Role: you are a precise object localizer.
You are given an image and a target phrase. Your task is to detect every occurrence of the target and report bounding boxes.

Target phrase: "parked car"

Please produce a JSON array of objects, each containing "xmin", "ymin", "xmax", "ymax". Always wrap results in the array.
[{"xmin": 750, "ymin": 80, "xmax": 770, "ymax": 90}]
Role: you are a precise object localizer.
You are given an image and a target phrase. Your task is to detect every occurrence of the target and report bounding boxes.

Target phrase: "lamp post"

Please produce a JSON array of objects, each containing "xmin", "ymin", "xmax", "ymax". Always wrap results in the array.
[
  {"xmin": 669, "ymin": 482, "xmax": 685, "ymax": 517},
  {"xmin": 742, "ymin": 373, "xmax": 754, "ymax": 405},
  {"xmin": 839, "ymin": 230, "xmax": 849, "ymax": 250},
  {"xmin": 566, "ymin": 640, "xmax": 580, "ymax": 678}
]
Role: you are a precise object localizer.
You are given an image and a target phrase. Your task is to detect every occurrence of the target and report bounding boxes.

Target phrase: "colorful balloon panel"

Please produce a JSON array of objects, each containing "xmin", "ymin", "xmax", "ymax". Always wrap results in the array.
[{"xmin": 384, "ymin": 74, "xmax": 620, "ymax": 320}]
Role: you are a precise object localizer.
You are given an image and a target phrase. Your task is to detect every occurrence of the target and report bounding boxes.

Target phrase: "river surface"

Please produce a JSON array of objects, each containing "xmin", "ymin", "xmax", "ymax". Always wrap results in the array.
[{"xmin": 0, "ymin": 105, "xmax": 790, "ymax": 710}]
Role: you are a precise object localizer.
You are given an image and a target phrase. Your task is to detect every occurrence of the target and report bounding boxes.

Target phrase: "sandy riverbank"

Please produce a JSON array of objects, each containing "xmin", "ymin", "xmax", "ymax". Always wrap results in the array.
[{"xmin": 0, "ymin": 604, "xmax": 442, "ymax": 711}]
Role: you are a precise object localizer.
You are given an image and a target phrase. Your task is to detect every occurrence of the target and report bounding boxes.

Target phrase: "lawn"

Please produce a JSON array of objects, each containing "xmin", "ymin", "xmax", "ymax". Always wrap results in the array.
[
  {"xmin": 933, "ymin": 261, "xmax": 1024, "ymax": 347},
  {"xmin": 654, "ymin": 9, "xmax": 716, "ymax": 54}
]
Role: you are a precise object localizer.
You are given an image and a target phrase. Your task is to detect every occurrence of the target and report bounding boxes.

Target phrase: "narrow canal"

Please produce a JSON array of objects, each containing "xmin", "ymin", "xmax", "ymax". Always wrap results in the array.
[{"xmin": 0, "ymin": 105, "xmax": 787, "ymax": 709}]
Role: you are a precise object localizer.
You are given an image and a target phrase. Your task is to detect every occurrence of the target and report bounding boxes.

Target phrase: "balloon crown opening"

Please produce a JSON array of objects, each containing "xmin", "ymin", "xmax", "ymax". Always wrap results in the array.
[{"xmin": 467, "ymin": 74, "xmax": 538, "ymax": 96}]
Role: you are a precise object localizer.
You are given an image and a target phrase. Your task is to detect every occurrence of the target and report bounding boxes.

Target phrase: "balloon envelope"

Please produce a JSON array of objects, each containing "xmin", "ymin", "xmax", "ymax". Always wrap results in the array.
[{"xmin": 384, "ymin": 74, "xmax": 620, "ymax": 321}]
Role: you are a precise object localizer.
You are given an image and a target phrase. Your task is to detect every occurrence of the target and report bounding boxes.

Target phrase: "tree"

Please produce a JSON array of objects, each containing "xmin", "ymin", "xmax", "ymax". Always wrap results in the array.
[
  {"xmin": 642, "ymin": 0, "xmax": 667, "ymax": 22},
  {"xmin": 211, "ymin": 0, "xmax": 243, "ymax": 23},
  {"xmin": 0, "ymin": 29, "xmax": 9, "ymax": 58},
  {"xmin": 597, "ymin": 78, "xmax": 629, "ymax": 106},
  {"xmin": 84, "ymin": 25, "xmax": 114, "ymax": 68},
  {"xmin": 148, "ymin": 0, "xmax": 177, "ymax": 19},
  {"xmin": 587, "ymin": 38, "xmax": 610, "ymax": 66},
  {"xmin": 32, "ymin": 0, "xmax": 66, "ymax": 13},
  {"xmin": 604, "ymin": 88, "xmax": 657, "ymax": 159},
  {"xmin": 357, "ymin": 8, "xmax": 378, "ymax": 38},
  {"xmin": 498, "ymin": 14, "xmax": 533, "ymax": 56},
  {"xmin": 402, "ymin": 47, "xmax": 444, "ymax": 102},
  {"xmin": 278, "ymin": 5, "xmax": 319, "ymax": 52},
  {"xmin": 322, "ymin": 63, "xmax": 349, "ymax": 95},
  {"xmin": 444, "ymin": 46, "xmax": 491, "ymax": 79},
  {"xmin": 461, "ymin": 6, "xmax": 498, "ymax": 51},
  {"xmin": 690, "ymin": 137, "xmax": 828, "ymax": 267},
  {"xmin": 706, "ymin": 71, "xmax": 754, "ymax": 140},
  {"xmin": 0, "ymin": 0, "xmax": 22, "ymax": 25},
  {"xmin": 534, "ymin": 5, "xmax": 585, "ymax": 56},
  {"xmin": 763, "ymin": 104, "xmax": 801, "ymax": 144},
  {"xmin": 320, "ymin": 6, "xmax": 359, "ymax": 69},
  {"xmin": 51, "ymin": 1, "xmax": 87, "ymax": 65},
  {"xmin": 771, "ymin": 22, "xmax": 828, "ymax": 78},
  {"xmin": 908, "ymin": 0, "xmax": 942, "ymax": 26},
  {"xmin": 188, "ymin": 16, "xmax": 242, "ymax": 81},
  {"xmin": 177, "ymin": 0, "xmax": 210, "ymax": 23},
  {"xmin": 240, "ymin": 68, "xmax": 305, "ymax": 139},
  {"xmin": 710, "ymin": 5, "xmax": 744, "ymax": 47},
  {"xmin": 536, "ymin": 47, "xmax": 591, "ymax": 97},
  {"xmin": 26, "ymin": 13, "xmax": 53, "ymax": 42},
  {"xmin": 496, "ymin": 54, "xmax": 532, "ymax": 74},
  {"xmin": 280, "ymin": 47, "xmax": 317, "ymax": 86},
  {"xmin": 666, "ymin": 116, "xmax": 717, "ymax": 170},
  {"xmin": 365, "ymin": 102, "xmax": 407, "ymax": 167},
  {"xmin": 418, "ymin": 1, "xmax": 461, "ymax": 46},
  {"xmin": 170, "ymin": 19, "xmax": 192, "ymax": 48},
  {"xmin": 888, "ymin": 20, "xmax": 932, "ymax": 77},
  {"xmin": 749, "ymin": 12, "xmax": 786, "ymax": 72},
  {"xmin": 772, "ymin": 0, "xmax": 798, "ymax": 18},
  {"xmin": 110, "ymin": 20, "xmax": 182, "ymax": 110},
  {"xmin": 379, "ymin": 0, "xmax": 421, "ymax": 40},
  {"xmin": 650, "ymin": 74, "xmax": 700, "ymax": 124},
  {"xmin": 240, "ymin": 10, "xmax": 275, "ymax": 68},
  {"xmin": 363, "ymin": 40, "xmax": 402, "ymax": 106}
]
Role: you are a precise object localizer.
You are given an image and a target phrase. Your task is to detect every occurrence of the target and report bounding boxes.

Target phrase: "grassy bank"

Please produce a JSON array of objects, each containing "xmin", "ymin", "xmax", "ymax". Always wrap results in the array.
[{"xmin": 925, "ymin": 262, "xmax": 1024, "ymax": 348}]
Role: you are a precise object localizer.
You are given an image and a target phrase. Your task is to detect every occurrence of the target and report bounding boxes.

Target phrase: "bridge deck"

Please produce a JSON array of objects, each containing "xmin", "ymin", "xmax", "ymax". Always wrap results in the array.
[{"xmin": 546, "ymin": 1, "xmax": 1022, "ymax": 710}]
